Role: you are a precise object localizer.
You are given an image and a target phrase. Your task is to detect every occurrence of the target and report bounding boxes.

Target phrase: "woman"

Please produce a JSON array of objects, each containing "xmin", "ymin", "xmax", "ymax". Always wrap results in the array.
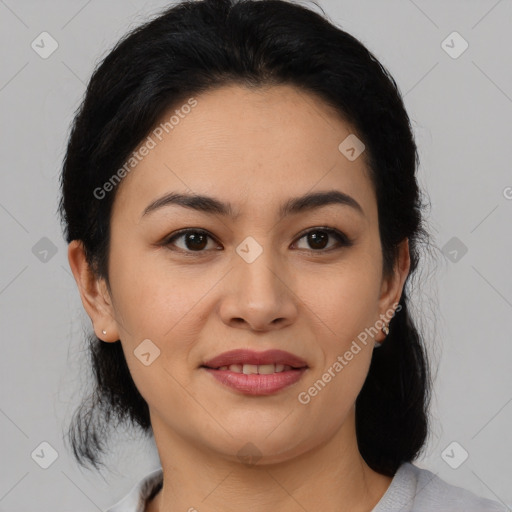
[{"xmin": 59, "ymin": 0, "xmax": 507, "ymax": 510}]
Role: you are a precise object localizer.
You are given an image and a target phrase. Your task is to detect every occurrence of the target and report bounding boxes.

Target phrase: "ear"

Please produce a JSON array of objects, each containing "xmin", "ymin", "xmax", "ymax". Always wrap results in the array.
[
  {"xmin": 67, "ymin": 240, "xmax": 119, "ymax": 342},
  {"xmin": 376, "ymin": 238, "xmax": 411, "ymax": 342}
]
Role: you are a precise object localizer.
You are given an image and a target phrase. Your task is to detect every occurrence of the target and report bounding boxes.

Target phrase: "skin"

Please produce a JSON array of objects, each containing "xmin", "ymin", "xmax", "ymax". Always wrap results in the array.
[{"xmin": 68, "ymin": 83, "xmax": 410, "ymax": 512}]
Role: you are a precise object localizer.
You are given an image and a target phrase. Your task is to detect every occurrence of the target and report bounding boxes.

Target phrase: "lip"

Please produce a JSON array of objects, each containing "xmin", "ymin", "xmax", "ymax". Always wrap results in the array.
[
  {"xmin": 202, "ymin": 367, "xmax": 308, "ymax": 396},
  {"xmin": 202, "ymin": 349, "xmax": 308, "ymax": 369}
]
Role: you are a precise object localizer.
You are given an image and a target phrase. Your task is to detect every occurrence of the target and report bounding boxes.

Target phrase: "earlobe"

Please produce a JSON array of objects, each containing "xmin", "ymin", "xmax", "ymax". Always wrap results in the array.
[{"xmin": 67, "ymin": 240, "xmax": 119, "ymax": 342}]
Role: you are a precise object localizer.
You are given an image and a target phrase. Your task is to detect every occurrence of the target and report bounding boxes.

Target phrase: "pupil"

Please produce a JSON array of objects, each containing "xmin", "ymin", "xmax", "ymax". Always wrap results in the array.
[
  {"xmin": 186, "ymin": 232, "xmax": 207, "ymax": 250},
  {"xmin": 308, "ymin": 231, "xmax": 328, "ymax": 250}
]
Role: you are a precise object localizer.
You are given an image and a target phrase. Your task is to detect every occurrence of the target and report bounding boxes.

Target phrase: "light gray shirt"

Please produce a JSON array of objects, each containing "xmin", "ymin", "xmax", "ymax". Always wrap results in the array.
[{"xmin": 105, "ymin": 462, "xmax": 509, "ymax": 511}]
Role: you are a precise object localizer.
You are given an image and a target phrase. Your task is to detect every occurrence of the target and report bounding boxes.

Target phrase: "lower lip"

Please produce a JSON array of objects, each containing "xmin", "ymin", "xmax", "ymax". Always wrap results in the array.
[{"xmin": 202, "ymin": 367, "xmax": 308, "ymax": 395}]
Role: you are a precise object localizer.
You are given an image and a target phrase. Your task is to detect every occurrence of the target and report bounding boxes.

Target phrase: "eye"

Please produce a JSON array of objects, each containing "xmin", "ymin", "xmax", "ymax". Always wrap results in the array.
[
  {"xmin": 293, "ymin": 227, "xmax": 353, "ymax": 252},
  {"xmin": 162, "ymin": 227, "xmax": 353, "ymax": 255},
  {"xmin": 163, "ymin": 229, "xmax": 220, "ymax": 253}
]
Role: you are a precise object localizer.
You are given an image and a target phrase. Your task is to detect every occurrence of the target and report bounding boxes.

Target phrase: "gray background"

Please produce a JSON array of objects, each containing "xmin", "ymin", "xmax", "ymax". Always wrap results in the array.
[{"xmin": 0, "ymin": 0, "xmax": 511, "ymax": 510}]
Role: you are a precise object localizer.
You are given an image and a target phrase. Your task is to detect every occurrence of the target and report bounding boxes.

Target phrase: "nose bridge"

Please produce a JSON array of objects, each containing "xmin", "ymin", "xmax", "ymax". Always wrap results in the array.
[
  {"xmin": 217, "ymin": 233, "xmax": 298, "ymax": 330},
  {"xmin": 233, "ymin": 234, "xmax": 283, "ymax": 299}
]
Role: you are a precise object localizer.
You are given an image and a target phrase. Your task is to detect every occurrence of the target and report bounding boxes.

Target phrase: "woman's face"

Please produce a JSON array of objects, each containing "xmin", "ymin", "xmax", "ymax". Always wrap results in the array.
[{"xmin": 82, "ymin": 84, "xmax": 409, "ymax": 463}]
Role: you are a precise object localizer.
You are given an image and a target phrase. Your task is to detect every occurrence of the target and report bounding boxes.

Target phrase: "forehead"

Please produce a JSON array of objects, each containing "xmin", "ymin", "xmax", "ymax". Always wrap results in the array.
[{"xmin": 111, "ymin": 83, "xmax": 376, "ymax": 223}]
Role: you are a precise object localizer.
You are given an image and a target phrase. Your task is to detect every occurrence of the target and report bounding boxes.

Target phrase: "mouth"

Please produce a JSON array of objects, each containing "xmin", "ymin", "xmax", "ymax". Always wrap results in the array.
[
  {"xmin": 200, "ymin": 349, "xmax": 309, "ymax": 395},
  {"xmin": 201, "ymin": 348, "xmax": 308, "ymax": 370},
  {"xmin": 201, "ymin": 363, "xmax": 303, "ymax": 374}
]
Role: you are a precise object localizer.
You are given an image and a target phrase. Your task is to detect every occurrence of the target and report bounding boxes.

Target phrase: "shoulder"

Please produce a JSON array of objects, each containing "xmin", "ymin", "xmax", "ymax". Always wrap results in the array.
[
  {"xmin": 104, "ymin": 468, "xmax": 163, "ymax": 512},
  {"xmin": 372, "ymin": 462, "xmax": 509, "ymax": 512}
]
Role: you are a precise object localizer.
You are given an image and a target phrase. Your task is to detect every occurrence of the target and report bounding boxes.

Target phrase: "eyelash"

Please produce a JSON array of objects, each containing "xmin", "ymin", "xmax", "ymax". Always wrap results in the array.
[{"xmin": 161, "ymin": 227, "xmax": 353, "ymax": 256}]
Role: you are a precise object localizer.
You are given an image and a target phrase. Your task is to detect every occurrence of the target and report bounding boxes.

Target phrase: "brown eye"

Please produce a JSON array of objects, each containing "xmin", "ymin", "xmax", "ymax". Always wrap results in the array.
[
  {"xmin": 294, "ymin": 228, "xmax": 352, "ymax": 252},
  {"xmin": 162, "ymin": 227, "xmax": 352, "ymax": 256},
  {"xmin": 164, "ymin": 229, "xmax": 217, "ymax": 252}
]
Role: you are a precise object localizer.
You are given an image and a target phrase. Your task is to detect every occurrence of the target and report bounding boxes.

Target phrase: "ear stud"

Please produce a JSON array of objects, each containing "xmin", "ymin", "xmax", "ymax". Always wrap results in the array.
[{"xmin": 374, "ymin": 323, "xmax": 390, "ymax": 349}]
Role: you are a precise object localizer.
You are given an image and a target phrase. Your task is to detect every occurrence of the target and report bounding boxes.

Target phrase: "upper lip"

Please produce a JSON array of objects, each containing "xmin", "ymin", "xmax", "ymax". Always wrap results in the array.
[{"xmin": 202, "ymin": 349, "xmax": 308, "ymax": 369}]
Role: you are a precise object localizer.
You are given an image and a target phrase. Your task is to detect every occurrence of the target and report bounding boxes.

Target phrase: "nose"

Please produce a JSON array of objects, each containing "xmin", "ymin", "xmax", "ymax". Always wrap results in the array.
[{"xmin": 218, "ymin": 245, "xmax": 298, "ymax": 332}]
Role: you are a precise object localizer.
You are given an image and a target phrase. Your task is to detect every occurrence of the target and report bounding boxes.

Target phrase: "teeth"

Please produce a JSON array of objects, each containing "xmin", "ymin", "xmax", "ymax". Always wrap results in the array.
[
  {"xmin": 242, "ymin": 364, "xmax": 259, "ymax": 375},
  {"xmin": 218, "ymin": 364, "xmax": 294, "ymax": 374},
  {"xmin": 258, "ymin": 364, "xmax": 275, "ymax": 375}
]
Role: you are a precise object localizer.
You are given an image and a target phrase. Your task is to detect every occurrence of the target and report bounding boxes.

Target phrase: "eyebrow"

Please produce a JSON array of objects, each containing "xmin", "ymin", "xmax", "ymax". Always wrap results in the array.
[{"xmin": 141, "ymin": 190, "xmax": 364, "ymax": 220}]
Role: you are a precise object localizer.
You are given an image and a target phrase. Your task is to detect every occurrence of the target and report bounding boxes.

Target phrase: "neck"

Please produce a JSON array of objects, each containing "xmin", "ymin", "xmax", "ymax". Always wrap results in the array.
[{"xmin": 146, "ymin": 407, "xmax": 392, "ymax": 512}]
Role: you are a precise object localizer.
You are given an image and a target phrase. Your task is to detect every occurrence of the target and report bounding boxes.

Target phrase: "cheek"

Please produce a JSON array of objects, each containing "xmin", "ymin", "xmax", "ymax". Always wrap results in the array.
[
  {"xmin": 107, "ymin": 244, "xmax": 216, "ymax": 385},
  {"xmin": 110, "ymin": 254, "xmax": 204, "ymax": 409},
  {"xmin": 108, "ymin": 241, "xmax": 191, "ymax": 333},
  {"xmin": 297, "ymin": 252, "xmax": 382, "ymax": 344}
]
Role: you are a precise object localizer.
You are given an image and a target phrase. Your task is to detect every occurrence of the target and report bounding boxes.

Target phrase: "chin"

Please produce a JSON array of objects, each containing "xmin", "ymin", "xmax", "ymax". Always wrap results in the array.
[{"xmin": 204, "ymin": 427, "xmax": 310, "ymax": 466}]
